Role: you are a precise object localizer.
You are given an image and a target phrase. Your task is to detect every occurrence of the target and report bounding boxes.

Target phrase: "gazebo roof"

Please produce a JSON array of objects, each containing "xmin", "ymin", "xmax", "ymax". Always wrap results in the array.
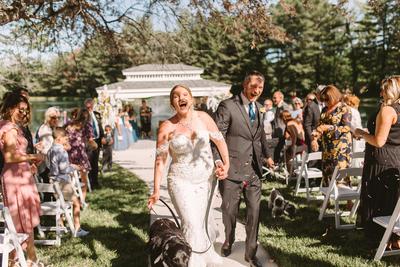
[
  {"xmin": 96, "ymin": 63, "xmax": 230, "ymax": 99},
  {"xmin": 123, "ymin": 64, "xmax": 202, "ymax": 73}
]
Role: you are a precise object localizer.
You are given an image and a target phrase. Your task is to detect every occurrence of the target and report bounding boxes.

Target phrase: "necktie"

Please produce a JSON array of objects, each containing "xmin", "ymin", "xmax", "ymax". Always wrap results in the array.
[{"xmin": 249, "ymin": 103, "xmax": 256, "ymax": 123}]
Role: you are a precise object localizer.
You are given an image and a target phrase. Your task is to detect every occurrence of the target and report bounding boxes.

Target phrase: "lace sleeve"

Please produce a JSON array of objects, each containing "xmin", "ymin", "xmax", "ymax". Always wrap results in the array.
[
  {"xmin": 209, "ymin": 131, "xmax": 224, "ymax": 141},
  {"xmin": 156, "ymin": 142, "xmax": 169, "ymax": 156}
]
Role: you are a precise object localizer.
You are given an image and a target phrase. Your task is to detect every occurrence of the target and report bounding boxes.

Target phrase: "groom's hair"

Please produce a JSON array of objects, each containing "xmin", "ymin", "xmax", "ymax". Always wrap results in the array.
[{"xmin": 243, "ymin": 70, "xmax": 265, "ymax": 84}]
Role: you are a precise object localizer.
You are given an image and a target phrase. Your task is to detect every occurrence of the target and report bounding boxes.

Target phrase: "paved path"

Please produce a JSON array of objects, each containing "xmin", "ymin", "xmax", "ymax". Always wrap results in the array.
[{"xmin": 114, "ymin": 140, "xmax": 277, "ymax": 267}]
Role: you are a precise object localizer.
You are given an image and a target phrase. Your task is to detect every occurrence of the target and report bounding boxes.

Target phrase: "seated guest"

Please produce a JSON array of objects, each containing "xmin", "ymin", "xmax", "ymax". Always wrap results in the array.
[
  {"xmin": 48, "ymin": 127, "xmax": 89, "ymax": 237},
  {"xmin": 355, "ymin": 76, "xmax": 400, "ymax": 249},
  {"xmin": 281, "ymin": 110, "xmax": 306, "ymax": 175},
  {"xmin": 311, "ymin": 85, "xmax": 352, "ymax": 187}
]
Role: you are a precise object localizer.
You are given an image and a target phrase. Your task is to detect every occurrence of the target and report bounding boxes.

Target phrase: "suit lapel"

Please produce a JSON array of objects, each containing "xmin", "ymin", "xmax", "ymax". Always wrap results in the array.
[{"xmin": 234, "ymin": 95, "xmax": 253, "ymax": 135}]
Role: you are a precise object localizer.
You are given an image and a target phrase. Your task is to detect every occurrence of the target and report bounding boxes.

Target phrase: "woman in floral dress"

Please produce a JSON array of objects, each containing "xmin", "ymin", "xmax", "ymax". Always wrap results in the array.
[
  {"xmin": 65, "ymin": 108, "xmax": 93, "ymax": 200},
  {"xmin": 311, "ymin": 85, "xmax": 352, "ymax": 187}
]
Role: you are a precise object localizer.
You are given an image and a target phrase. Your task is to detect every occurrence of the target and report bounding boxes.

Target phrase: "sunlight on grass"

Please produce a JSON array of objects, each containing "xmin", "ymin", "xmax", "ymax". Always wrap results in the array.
[
  {"xmin": 257, "ymin": 179, "xmax": 400, "ymax": 267},
  {"xmin": 36, "ymin": 165, "xmax": 149, "ymax": 267}
]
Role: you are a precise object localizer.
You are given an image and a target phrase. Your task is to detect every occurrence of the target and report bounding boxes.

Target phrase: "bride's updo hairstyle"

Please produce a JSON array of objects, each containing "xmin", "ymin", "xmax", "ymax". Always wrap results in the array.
[
  {"xmin": 169, "ymin": 84, "xmax": 193, "ymax": 109},
  {"xmin": 381, "ymin": 75, "xmax": 400, "ymax": 106}
]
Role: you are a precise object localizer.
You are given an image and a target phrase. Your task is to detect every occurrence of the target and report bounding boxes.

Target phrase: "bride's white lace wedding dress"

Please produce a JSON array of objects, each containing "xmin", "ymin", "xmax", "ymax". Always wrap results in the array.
[{"xmin": 163, "ymin": 130, "xmax": 223, "ymax": 267}]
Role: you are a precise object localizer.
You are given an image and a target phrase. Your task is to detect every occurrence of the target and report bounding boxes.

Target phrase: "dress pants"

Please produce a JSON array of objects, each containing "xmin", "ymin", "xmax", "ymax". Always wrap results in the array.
[
  {"xmin": 219, "ymin": 176, "xmax": 261, "ymax": 259},
  {"xmin": 88, "ymin": 138, "xmax": 101, "ymax": 187}
]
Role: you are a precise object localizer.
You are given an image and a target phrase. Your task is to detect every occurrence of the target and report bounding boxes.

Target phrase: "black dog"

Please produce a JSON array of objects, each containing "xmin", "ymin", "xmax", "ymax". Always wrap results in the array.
[
  {"xmin": 148, "ymin": 218, "xmax": 192, "ymax": 267},
  {"xmin": 268, "ymin": 188, "xmax": 296, "ymax": 218}
]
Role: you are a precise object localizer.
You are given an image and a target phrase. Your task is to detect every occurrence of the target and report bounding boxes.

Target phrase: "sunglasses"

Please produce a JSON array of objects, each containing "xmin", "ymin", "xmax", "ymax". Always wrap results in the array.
[
  {"xmin": 50, "ymin": 116, "xmax": 60, "ymax": 119},
  {"xmin": 18, "ymin": 108, "xmax": 30, "ymax": 114}
]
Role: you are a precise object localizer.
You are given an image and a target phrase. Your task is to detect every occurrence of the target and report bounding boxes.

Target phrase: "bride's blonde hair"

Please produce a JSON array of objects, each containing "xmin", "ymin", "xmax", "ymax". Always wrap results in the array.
[
  {"xmin": 381, "ymin": 76, "xmax": 400, "ymax": 106},
  {"xmin": 169, "ymin": 84, "xmax": 193, "ymax": 109}
]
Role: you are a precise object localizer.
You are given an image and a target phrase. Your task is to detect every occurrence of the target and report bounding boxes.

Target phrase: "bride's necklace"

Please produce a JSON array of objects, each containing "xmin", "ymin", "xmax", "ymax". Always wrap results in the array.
[{"xmin": 177, "ymin": 117, "xmax": 193, "ymax": 131}]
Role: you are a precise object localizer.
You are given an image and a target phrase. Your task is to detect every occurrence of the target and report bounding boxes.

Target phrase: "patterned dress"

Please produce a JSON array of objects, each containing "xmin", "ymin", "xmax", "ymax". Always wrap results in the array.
[
  {"xmin": 0, "ymin": 121, "xmax": 41, "ymax": 234},
  {"xmin": 65, "ymin": 123, "xmax": 92, "ymax": 172},
  {"xmin": 319, "ymin": 102, "xmax": 352, "ymax": 186}
]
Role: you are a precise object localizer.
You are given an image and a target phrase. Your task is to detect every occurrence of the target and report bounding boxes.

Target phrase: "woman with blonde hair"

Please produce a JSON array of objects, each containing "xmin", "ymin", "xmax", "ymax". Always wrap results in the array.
[
  {"xmin": 355, "ymin": 76, "xmax": 400, "ymax": 248},
  {"xmin": 311, "ymin": 85, "xmax": 352, "ymax": 187},
  {"xmin": 148, "ymin": 84, "xmax": 229, "ymax": 267}
]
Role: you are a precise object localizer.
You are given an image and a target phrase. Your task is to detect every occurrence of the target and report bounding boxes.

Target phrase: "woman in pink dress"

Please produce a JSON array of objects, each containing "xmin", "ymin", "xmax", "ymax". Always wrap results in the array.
[{"xmin": 0, "ymin": 92, "xmax": 45, "ymax": 267}]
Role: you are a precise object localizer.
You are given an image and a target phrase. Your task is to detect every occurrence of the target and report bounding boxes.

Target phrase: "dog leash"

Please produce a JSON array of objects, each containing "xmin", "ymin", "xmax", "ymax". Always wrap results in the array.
[{"xmin": 152, "ymin": 177, "xmax": 217, "ymax": 254}]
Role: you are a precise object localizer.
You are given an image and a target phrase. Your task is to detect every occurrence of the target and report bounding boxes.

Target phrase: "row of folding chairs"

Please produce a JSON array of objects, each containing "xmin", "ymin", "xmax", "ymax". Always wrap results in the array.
[
  {"xmin": 268, "ymin": 150, "xmax": 400, "ymax": 261},
  {"xmin": 34, "ymin": 170, "xmax": 87, "ymax": 246}
]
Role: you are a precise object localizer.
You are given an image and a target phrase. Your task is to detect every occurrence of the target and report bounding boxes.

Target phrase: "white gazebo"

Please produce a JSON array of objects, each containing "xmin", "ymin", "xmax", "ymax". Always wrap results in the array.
[{"xmin": 96, "ymin": 63, "xmax": 231, "ymax": 99}]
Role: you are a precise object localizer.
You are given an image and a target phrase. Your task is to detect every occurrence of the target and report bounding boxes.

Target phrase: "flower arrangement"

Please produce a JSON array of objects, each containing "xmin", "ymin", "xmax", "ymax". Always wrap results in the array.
[
  {"xmin": 94, "ymin": 85, "xmax": 123, "ymax": 128},
  {"xmin": 207, "ymin": 91, "xmax": 232, "ymax": 112}
]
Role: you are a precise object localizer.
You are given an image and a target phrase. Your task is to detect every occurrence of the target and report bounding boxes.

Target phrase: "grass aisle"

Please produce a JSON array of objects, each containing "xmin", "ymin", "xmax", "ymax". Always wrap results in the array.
[
  {"xmin": 257, "ymin": 180, "xmax": 400, "ymax": 267},
  {"xmin": 36, "ymin": 165, "xmax": 149, "ymax": 267}
]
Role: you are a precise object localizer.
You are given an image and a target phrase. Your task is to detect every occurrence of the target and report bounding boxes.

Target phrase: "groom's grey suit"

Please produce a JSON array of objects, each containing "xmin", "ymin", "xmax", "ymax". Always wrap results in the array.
[{"xmin": 214, "ymin": 93, "xmax": 271, "ymax": 260}]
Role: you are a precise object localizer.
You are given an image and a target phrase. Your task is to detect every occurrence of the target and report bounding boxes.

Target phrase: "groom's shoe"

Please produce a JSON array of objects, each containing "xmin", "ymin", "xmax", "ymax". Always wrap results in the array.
[
  {"xmin": 245, "ymin": 256, "xmax": 262, "ymax": 267},
  {"xmin": 221, "ymin": 241, "xmax": 232, "ymax": 257}
]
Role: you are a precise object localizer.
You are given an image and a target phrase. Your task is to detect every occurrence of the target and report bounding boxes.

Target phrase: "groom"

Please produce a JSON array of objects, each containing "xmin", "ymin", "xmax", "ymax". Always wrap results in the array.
[{"xmin": 214, "ymin": 70, "xmax": 274, "ymax": 267}]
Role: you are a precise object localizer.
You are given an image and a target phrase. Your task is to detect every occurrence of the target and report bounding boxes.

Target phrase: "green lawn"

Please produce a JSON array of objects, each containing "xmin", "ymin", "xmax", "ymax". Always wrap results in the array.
[
  {"xmin": 36, "ymin": 165, "xmax": 149, "ymax": 267},
  {"xmin": 257, "ymin": 178, "xmax": 400, "ymax": 267}
]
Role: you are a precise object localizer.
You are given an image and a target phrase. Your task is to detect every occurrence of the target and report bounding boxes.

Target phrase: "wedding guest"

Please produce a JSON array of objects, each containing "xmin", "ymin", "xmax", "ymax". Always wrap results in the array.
[
  {"xmin": 113, "ymin": 108, "xmax": 133, "ymax": 151},
  {"xmin": 281, "ymin": 110, "xmax": 306, "ymax": 175},
  {"xmin": 48, "ymin": 127, "xmax": 89, "ymax": 237},
  {"xmin": 272, "ymin": 90, "xmax": 292, "ymax": 162},
  {"xmin": 13, "ymin": 88, "xmax": 35, "ymax": 154},
  {"xmin": 344, "ymin": 94, "xmax": 365, "ymax": 167},
  {"xmin": 101, "ymin": 125, "xmax": 114, "ymax": 172},
  {"xmin": 303, "ymin": 92, "xmax": 321, "ymax": 152},
  {"xmin": 36, "ymin": 107, "xmax": 61, "ymax": 181},
  {"xmin": 127, "ymin": 106, "xmax": 139, "ymax": 142},
  {"xmin": 0, "ymin": 92, "xmax": 45, "ymax": 267},
  {"xmin": 355, "ymin": 76, "xmax": 400, "ymax": 248},
  {"xmin": 85, "ymin": 98, "xmax": 104, "ymax": 189},
  {"xmin": 263, "ymin": 98, "xmax": 274, "ymax": 139},
  {"xmin": 65, "ymin": 108, "xmax": 93, "ymax": 200},
  {"xmin": 311, "ymin": 85, "xmax": 352, "ymax": 187},
  {"xmin": 140, "ymin": 99, "xmax": 152, "ymax": 138},
  {"xmin": 291, "ymin": 97, "xmax": 304, "ymax": 121}
]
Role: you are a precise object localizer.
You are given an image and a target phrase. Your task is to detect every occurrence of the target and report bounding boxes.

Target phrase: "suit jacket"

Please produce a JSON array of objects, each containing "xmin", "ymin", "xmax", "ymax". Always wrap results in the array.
[
  {"xmin": 214, "ymin": 95, "xmax": 271, "ymax": 181},
  {"xmin": 92, "ymin": 111, "xmax": 104, "ymax": 147},
  {"xmin": 302, "ymin": 100, "xmax": 320, "ymax": 149}
]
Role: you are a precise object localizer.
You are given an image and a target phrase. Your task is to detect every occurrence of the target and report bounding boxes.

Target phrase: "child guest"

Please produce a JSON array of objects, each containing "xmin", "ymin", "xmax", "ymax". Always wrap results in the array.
[
  {"xmin": 48, "ymin": 127, "xmax": 89, "ymax": 237},
  {"xmin": 101, "ymin": 125, "xmax": 114, "ymax": 172}
]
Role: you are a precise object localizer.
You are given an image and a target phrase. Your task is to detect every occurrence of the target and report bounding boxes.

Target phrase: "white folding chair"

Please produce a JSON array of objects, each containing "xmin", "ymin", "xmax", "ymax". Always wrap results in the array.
[
  {"xmin": 294, "ymin": 152, "xmax": 322, "ymax": 201},
  {"xmin": 35, "ymin": 182, "xmax": 75, "ymax": 246},
  {"xmin": 70, "ymin": 171, "xmax": 88, "ymax": 209},
  {"xmin": 373, "ymin": 196, "xmax": 400, "ymax": 260},
  {"xmin": 0, "ymin": 206, "xmax": 28, "ymax": 267},
  {"xmin": 318, "ymin": 166, "xmax": 363, "ymax": 229}
]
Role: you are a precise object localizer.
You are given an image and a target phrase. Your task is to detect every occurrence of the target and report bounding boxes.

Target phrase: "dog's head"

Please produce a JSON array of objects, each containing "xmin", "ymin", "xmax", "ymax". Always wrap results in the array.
[{"xmin": 160, "ymin": 238, "xmax": 191, "ymax": 267}]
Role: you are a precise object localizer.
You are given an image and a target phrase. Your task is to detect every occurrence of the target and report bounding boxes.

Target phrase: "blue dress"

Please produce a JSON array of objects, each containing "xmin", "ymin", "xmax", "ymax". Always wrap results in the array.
[
  {"xmin": 129, "ymin": 119, "xmax": 139, "ymax": 142},
  {"xmin": 113, "ymin": 116, "xmax": 134, "ymax": 151}
]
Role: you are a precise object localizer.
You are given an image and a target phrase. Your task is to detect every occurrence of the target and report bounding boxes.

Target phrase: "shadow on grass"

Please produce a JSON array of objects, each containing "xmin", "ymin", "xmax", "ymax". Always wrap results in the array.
[
  {"xmin": 37, "ymin": 164, "xmax": 150, "ymax": 267},
  {"xmin": 241, "ymin": 178, "xmax": 400, "ymax": 267}
]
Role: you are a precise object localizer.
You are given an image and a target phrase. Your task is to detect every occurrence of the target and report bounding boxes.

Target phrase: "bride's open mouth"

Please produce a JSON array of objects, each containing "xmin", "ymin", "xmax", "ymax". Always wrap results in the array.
[{"xmin": 178, "ymin": 101, "xmax": 188, "ymax": 109}]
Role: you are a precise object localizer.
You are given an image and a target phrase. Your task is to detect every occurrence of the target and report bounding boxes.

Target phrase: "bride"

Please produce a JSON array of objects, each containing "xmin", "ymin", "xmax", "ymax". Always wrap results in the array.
[{"xmin": 147, "ymin": 84, "xmax": 229, "ymax": 267}]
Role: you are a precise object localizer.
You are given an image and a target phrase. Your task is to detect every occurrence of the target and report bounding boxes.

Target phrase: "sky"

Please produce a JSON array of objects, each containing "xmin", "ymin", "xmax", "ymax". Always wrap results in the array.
[{"xmin": 0, "ymin": 0, "xmax": 366, "ymax": 64}]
